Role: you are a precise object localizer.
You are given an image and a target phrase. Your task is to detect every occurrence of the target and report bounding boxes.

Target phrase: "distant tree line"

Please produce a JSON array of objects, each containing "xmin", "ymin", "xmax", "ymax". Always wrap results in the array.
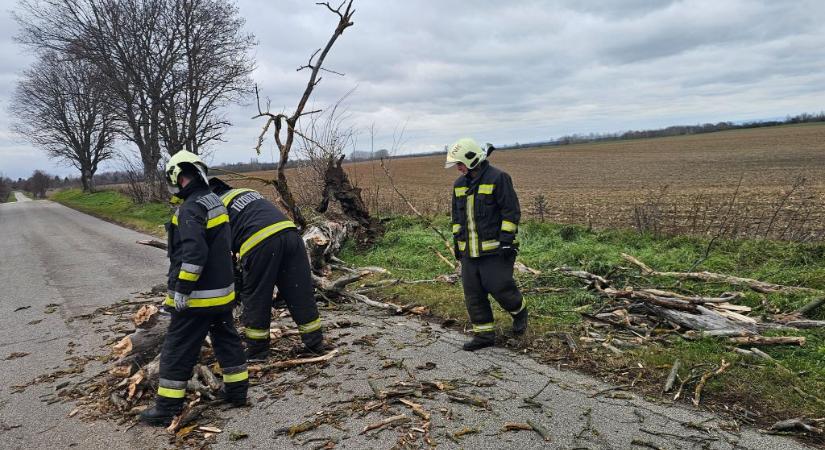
[{"xmin": 497, "ymin": 111, "xmax": 825, "ymax": 151}]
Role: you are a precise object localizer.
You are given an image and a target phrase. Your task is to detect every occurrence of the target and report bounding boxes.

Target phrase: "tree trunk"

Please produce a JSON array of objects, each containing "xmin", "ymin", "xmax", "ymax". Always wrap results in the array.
[{"xmin": 317, "ymin": 155, "xmax": 383, "ymax": 247}]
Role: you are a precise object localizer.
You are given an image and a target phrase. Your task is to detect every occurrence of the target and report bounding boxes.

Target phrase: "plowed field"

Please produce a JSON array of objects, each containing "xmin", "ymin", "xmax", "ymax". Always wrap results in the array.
[{"xmin": 232, "ymin": 123, "xmax": 825, "ymax": 240}]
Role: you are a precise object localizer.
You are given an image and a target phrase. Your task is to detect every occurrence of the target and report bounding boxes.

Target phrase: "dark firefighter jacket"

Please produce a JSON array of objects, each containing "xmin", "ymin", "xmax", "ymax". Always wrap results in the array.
[
  {"xmin": 451, "ymin": 161, "xmax": 521, "ymax": 258},
  {"xmin": 218, "ymin": 188, "xmax": 297, "ymax": 260},
  {"xmin": 165, "ymin": 185, "xmax": 236, "ymax": 310}
]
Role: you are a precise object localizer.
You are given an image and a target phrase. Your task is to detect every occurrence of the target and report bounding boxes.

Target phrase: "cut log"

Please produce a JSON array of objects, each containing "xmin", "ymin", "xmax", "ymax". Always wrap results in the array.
[{"xmin": 114, "ymin": 312, "xmax": 170, "ymax": 369}]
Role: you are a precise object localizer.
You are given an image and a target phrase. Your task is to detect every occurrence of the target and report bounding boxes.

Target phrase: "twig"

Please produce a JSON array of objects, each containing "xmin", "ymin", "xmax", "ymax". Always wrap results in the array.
[
  {"xmin": 663, "ymin": 359, "xmax": 681, "ymax": 393},
  {"xmin": 360, "ymin": 414, "xmax": 409, "ymax": 434},
  {"xmin": 526, "ymin": 419, "xmax": 551, "ymax": 441},
  {"xmin": 692, "ymin": 359, "xmax": 731, "ymax": 406},
  {"xmin": 252, "ymin": 349, "xmax": 338, "ymax": 371}
]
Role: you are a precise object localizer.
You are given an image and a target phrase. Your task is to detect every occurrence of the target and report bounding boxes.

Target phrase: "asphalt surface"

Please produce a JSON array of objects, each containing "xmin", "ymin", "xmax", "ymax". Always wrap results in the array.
[
  {"xmin": 13, "ymin": 191, "xmax": 30, "ymax": 202},
  {"xmin": 0, "ymin": 198, "xmax": 812, "ymax": 449}
]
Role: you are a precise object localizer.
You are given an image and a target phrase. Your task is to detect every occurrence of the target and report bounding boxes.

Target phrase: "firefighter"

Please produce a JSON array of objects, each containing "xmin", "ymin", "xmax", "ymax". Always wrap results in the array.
[
  {"xmin": 446, "ymin": 138, "xmax": 528, "ymax": 351},
  {"xmin": 140, "ymin": 151, "xmax": 248, "ymax": 426},
  {"xmin": 208, "ymin": 178, "xmax": 325, "ymax": 361}
]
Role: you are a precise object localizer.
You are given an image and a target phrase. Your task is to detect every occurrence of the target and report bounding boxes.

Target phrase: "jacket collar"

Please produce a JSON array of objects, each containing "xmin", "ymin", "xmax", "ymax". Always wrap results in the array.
[
  {"xmin": 177, "ymin": 179, "xmax": 208, "ymax": 200},
  {"xmin": 464, "ymin": 161, "xmax": 490, "ymax": 187}
]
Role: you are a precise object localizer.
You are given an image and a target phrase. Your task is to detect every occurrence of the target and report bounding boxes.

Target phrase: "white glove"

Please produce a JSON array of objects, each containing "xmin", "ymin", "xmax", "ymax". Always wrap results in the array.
[{"xmin": 174, "ymin": 292, "xmax": 190, "ymax": 311}]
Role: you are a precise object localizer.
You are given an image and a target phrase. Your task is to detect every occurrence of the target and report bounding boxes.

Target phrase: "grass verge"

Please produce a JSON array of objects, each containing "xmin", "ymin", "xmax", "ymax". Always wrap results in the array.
[
  {"xmin": 51, "ymin": 188, "xmax": 169, "ymax": 237},
  {"xmin": 341, "ymin": 216, "xmax": 825, "ymax": 438},
  {"xmin": 6, "ymin": 191, "xmax": 16, "ymax": 202}
]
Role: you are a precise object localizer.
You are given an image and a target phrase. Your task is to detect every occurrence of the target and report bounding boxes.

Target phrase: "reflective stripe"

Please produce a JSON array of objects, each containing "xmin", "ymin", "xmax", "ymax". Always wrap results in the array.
[
  {"xmin": 181, "ymin": 263, "xmax": 203, "ymax": 274},
  {"xmin": 206, "ymin": 205, "xmax": 227, "ymax": 220},
  {"xmin": 165, "ymin": 285, "xmax": 235, "ymax": 308},
  {"xmin": 457, "ymin": 241, "xmax": 466, "ymax": 251},
  {"xmin": 171, "ymin": 208, "xmax": 226, "ymax": 229},
  {"xmin": 238, "ymin": 220, "xmax": 297, "ymax": 259},
  {"xmin": 510, "ymin": 301, "xmax": 526, "ymax": 315},
  {"xmin": 178, "ymin": 270, "xmax": 200, "ymax": 281},
  {"xmin": 454, "ymin": 187, "xmax": 467, "ymax": 197},
  {"xmin": 478, "ymin": 184, "xmax": 495, "ymax": 195},
  {"xmin": 223, "ymin": 370, "xmax": 249, "ymax": 383},
  {"xmin": 222, "ymin": 364, "xmax": 247, "ymax": 375},
  {"xmin": 481, "ymin": 240, "xmax": 500, "ymax": 251},
  {"xmin": 206, "ymin": 213, "xmax": 229, "ymax": 229},
  {"xmin": 220, "ymin": 188, "xmax": 256, "ymax": 207},
  {"xmin": 452, "ymin": 224, "xmax": 461, "ymax": 234},
  {"xmin": 472, "ymin": 323, "xmax": 494, "ymax": 333},
  {"xmin": 298, "ymin": 318, "xmax": 322, "ymax": 334},
  {"xmin": 244, "ymin": 327, "xmax": 269, "ymax": 340},
  {"xmin": 159, "ymin": 378, "xmax": 188, "ymax": 389},
  {"xmin": 501, "ymin": 220, "xmax": 518, "ymax": 233},
  {"xmin": 467, "ymin": 194, "xmax": 479, "ymax": 257},
  {"xmin": 158, "ymin": 386, "xmax": 186, "ymax": 398},
  {"xmin": 189, "ymin": 284, "xmax": 234, "ymax": 299}
]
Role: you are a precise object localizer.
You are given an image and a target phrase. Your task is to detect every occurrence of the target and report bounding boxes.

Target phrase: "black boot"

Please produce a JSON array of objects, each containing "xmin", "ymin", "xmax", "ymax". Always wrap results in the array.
[
  {"xmin": 463, "ymin": 332, "xmax": 495, "ymax": 351},
  {"xmin": 512, "ymin": 308, "xmax": 528, "ymax": 336},
  {"xmin": 301, "ymin": 329, "xmax": 327, "ymax": 354},
  {"xmin": 139, "ymin": 397, "xmax": 183, "ymax": 427},
  {"xmin": 219, "ymin": 381, "xmax": 249, "ymax": 408},
  {"xmin": 244, "ymin": 339, "xmax": 269, "ymax": 361}
]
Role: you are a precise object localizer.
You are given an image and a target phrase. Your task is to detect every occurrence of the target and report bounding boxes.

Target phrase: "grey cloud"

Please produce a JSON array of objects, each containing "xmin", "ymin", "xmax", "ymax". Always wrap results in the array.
[{"xmin": 2, "ymin": 0, "xmax": 825, "ymax": 178}]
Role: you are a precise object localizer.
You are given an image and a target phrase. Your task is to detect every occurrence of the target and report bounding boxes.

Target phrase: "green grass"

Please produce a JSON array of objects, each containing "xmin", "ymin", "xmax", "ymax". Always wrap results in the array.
[
  {"xmin": 341, "ymin": 216, "xmax": 825, "ymax": 421},
  {"xmin": 5, "ymin": 191, "xmax": 16, "ymax": 203},
  {"xmin": 51, "ymin": 188, "xmax": 169, "ymax": 237}
]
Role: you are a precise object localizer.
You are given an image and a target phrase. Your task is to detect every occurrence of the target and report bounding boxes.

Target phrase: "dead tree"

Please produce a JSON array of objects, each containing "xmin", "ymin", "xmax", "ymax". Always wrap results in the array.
[
  {"xmin": 11, "ymin": 51, "xmax": 116, "ymax": 192},
  {"xmin": 253, "ymin": 0, "xmax": 355, "ymax": 229}
]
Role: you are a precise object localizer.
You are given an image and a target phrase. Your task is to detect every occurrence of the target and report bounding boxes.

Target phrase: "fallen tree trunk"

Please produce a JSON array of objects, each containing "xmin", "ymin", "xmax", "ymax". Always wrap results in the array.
[{"xmin": 622, "ymin": 253, "xmax": 819, "ymax": 295}]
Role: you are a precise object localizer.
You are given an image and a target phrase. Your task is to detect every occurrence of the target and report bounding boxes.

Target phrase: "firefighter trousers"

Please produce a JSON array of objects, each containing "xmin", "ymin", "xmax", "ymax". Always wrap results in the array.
[
  {"xmin": 240, "ymin": 229, "xmax": 322, "ymax": 348},
  {"xmin": 461, "ymin": 253, "xmax": 524, "ymax": 333},
  {"xmin": 157, "ymin": 309, "xmax": 248, "ymax": 407}
]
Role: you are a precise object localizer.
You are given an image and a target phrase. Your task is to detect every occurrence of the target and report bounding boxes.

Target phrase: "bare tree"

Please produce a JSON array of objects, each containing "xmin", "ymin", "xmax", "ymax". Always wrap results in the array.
[
  {"xmin": 11, "ymin": 51, "xmax": 116, "ymax": 192},
  {"xmin": 160, "ymin": 0, "xmax": 255, "ymax": 154},
  {"xmin": 15, "ymin": 0, "xmax": 255, "ymax": 185},
  {"xmin": 254, "ymin": 0, "xmax": 355, "ymax": 228}
]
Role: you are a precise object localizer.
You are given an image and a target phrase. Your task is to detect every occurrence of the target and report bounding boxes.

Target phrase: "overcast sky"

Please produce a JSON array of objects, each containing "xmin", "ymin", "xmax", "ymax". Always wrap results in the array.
[{"xmin": 1, "ymin": 0, "xmax": 824, "ymax": 179}]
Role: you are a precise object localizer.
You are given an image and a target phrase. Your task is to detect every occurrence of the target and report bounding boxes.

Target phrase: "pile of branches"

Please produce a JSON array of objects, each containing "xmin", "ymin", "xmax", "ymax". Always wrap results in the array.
[
  {"xmin": 53, "ymin": 291, "xmax": 344, "ymax": 446},
  {"xmin": 556, "ymin": 253, "xmax": 825, "ymax": 352}
]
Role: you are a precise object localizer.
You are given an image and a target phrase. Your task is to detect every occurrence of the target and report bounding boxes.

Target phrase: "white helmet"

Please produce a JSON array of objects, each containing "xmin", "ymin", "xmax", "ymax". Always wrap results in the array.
[
  {"xmin": 165, "ymin": 150, "xmax": 209, "ymax": 193},
  {"xmin": 445, "ymin": 137, "xmax": 486, "ymax": 169}
]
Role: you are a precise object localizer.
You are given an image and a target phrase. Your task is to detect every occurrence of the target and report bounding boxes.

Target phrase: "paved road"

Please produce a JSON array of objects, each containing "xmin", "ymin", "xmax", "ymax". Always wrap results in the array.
[
  {"xmin": 0, "ymin": 199, "xmax": 811, "ymax": 449},
  {"xmin": 13, "ymin": 191, "xmax": 30, "ymax": 202}
]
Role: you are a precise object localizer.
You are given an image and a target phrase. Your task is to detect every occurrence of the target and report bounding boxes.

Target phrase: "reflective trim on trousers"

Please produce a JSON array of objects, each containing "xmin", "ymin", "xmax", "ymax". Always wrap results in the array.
[
  {"xmin": 298, "ymin": 318, "xmax": 321, "ymax": 334},
  {"xmin": 244, "ymin": 327, "xmax": 269, "ymax": 340}
]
